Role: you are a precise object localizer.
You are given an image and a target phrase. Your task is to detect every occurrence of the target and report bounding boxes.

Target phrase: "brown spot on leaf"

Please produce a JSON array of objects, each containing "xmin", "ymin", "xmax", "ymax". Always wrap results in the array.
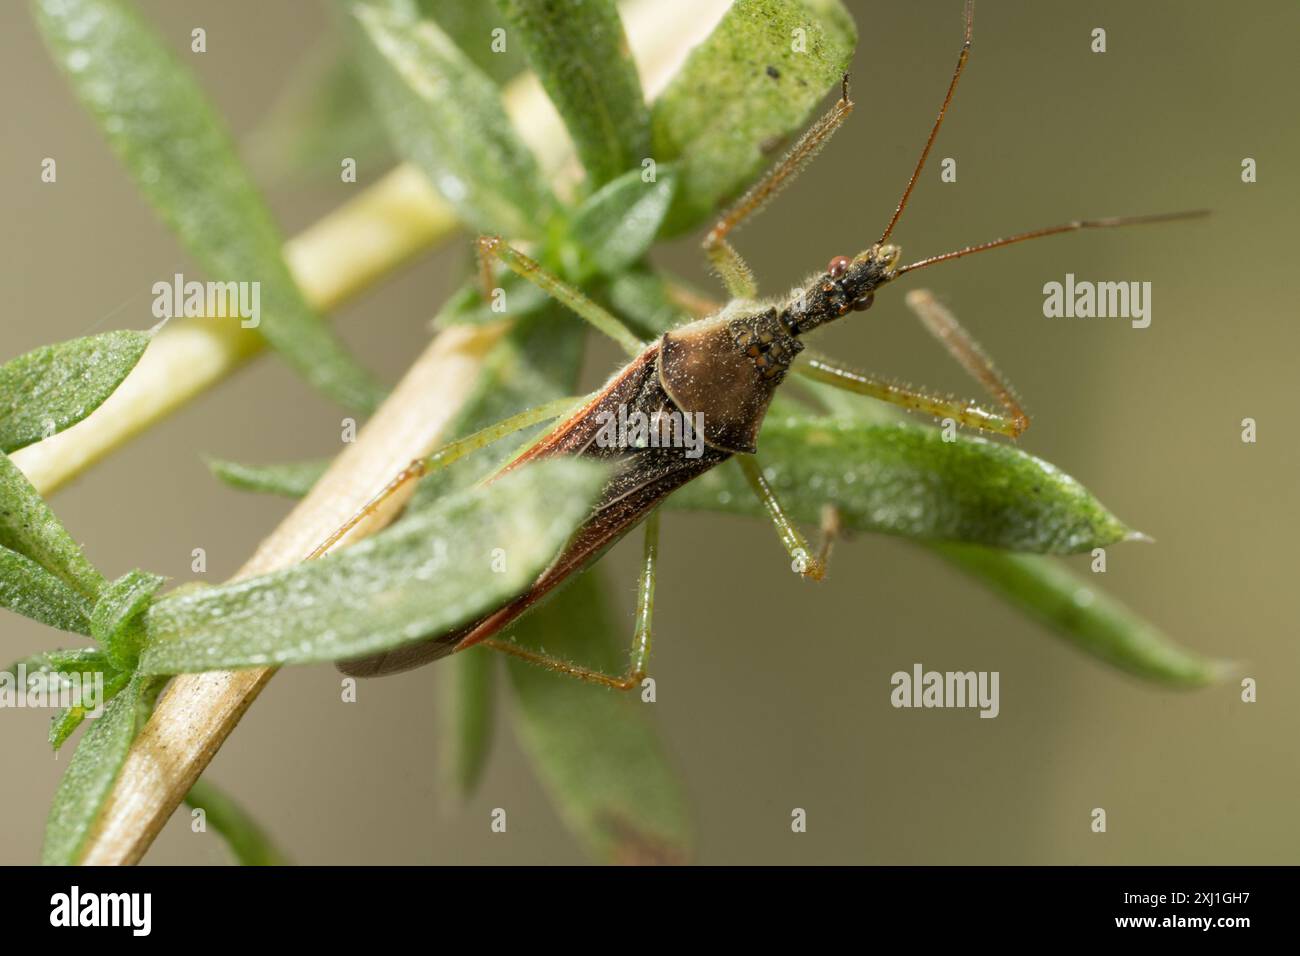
[{"xmin": 601, "ymin": 812, "xmax": 689, "ymax": 866}]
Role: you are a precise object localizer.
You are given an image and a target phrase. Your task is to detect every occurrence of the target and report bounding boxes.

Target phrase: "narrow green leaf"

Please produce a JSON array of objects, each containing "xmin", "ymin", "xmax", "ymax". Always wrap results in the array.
[
  {"xmin": 91, "ymin": 569, "xmax": 166, "ymax": 669},
  {"xmin": 566, "ymin": 165, "xmax": 678, "ymax": 279},
  {"xmin": 507, "ymin": 572, "xmax": 691, "ymax": 863},
  {"xmin": 670, "ymin": 416, "xmax": 1134, "ymax": 554},
  {"xmin": 492, "ymin": 0, "xmax": 649, "ymax": 186},
  {"xmin": 245, "ymin": 44, "xmax": 397, "ymax": 186},
  {"xmin": 139, "ymin": 458, "xmax": 606, "ymax": 673},
  {"xmin": 249, "ymin": 3, "xmax": 525, "ymax": 183},
  {"xmin": 651, "ymin": 0, "xmax": 856, "ymax": 234},
  {"xmin": 0, "ymin": 330, "xmax": 150, "ymax": 453},
  {"xmin": 0, "ymin": 545, "xmax": 93, "ymax": 635},
  {"xmin": 206, "ymin": 457, "xmax": 329, "ymax": 498},
  {"xmin": 437, "ymin": 646, "xmax": 496, "ymax": 797},
  {"xmin": 33, "ymin": 0, "xmax": 383, "ymax": 411},
  {"xmin": 935, "ymin": 543, "xmax": 1228, "ymax": 687},
  {"xmin": 48, "ymin": 669, "xmax": 132, "ymax": 751},
  {"xmin": 432, "ymin": 275, "xmax": 552, "ymax": 328},
  {"xmin": 6, "ymin": 646, "xmax": 113, "ymax": 678},
  {"xmin": 2, "ymin": 648, "xmax": 128, "ymax": 750},
  {"xmin": 41, "ymin": 671, "xmax": 166, "ymax": 865},
  {"xmin": 416, "ymin": 0, "xmax": 526, "ymax": 83},
  {"xmin": 351, "ymin": 2, "xmax": 557, "ymax": 238},
  {"xmin": 801, "ymin": 368, "xmax": 1218, "ymax": 686},
  {"xmin": 184, "ymin": 777, "xmax": 291, "ymax": 865},
  {"xmin": 0, "ymin": 453, "xmax": 105, "ymax": 602}
]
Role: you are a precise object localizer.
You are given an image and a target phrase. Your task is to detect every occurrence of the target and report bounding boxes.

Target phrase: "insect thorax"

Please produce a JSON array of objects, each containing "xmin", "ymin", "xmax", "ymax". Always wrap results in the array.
[
  {"xmin": 658, "ymin": 249, "xmax": 895, "ymax": 454},
  {"xmin": 730, "ymin": 308, "xmax": 803, "ymax": 382}
]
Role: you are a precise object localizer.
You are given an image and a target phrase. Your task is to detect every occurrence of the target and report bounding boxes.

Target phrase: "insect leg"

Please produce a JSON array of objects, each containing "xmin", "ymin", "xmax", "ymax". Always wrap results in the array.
[
  {"xmin": 816, "ymin": 504, "xmax": 842, "ymax": 578},
  {"xmin": 901, "ymin": 289, "xmax": 1028, "ymax": 434},
  {"xmin": 476, "ymin": 236, "xmax": 645, "ymax": 357},
  {"xmin": 795, "ymin": 290, "xmax": 1030, "ymax": 438},
  {"xmin": 307, "ymin": 395, "xmax": 585, "ymax": 559},
  {"xmin": 797, "ymin": 357, "xmax": 1026, "ymax": 438},
  {"xmin": 703, "ymin": 236, "xmax": 758, "ymax": 300},
  {"xmin": 702, "ymin": 75, "xmax": 855, "ymax": 299},
  {"xmin": 483, "ymin": 510, "xmax": 660, "ymax": 690},
  {"xmin": 735, "ymin": 455, "xmax": 825, "ymax": 581}
]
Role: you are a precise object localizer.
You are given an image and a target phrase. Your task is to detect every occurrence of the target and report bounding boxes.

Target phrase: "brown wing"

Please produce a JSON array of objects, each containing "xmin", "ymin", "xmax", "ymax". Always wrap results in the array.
[{"xmin": 338, "ymin": 344, "xmax": 731, "ymax": 678}]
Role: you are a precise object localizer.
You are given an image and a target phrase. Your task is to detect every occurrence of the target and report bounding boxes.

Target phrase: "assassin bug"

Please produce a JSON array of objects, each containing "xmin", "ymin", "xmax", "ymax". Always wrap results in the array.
[{"xmin": 324, "ymin": 1, "xmax": 1203, "ymax": 683}]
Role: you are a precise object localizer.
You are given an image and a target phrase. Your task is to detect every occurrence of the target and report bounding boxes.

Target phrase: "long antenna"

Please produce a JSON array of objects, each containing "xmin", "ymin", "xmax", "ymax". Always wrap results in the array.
[
  {"xmin": 893, "ymin": 209, "xmax": 1210, "ymax": 277},
  {"xmin": 878, "ymin": 0, "xmax": 975, "ymax": 245}
]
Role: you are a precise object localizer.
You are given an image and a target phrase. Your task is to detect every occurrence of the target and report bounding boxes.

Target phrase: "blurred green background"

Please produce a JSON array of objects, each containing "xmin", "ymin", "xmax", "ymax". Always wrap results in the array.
[{"xmin": 1, "ymin": 0, "xmax": 1296, "ymax": 864}]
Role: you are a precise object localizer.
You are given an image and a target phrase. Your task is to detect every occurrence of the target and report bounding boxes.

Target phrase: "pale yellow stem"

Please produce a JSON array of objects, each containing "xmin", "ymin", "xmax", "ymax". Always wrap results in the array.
[
  {"xmin": 12, "ymin": 0, "xmax": 727, "ymax": 498},
  {"xmin": 78, "ymin": 321, "xmax": 508, "ymax": 865},
  {"xmin": 11, "ymin": 164, "xmax": 451, "ymax": 497}
]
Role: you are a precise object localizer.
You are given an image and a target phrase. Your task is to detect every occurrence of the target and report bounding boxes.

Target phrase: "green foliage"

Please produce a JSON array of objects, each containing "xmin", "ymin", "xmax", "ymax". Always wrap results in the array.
[
  {"xmin": 248, "ymin": 2, "xmax": 525, "ymax": 183},
  {"xmin": 434, "ymin": 168, "xmax": 679, "ymax": 328},
  {"xmin": 42, "ymin": 671, "xmax": 166, "ymax": 864},
  {"xmin": 246, "ymin": 44, "xmax": 396, "ymax": 185},
  {"xmin": 652, "ymin": 0, "xmax": 856, "ymax": 233},
  {"xmin": 935, "ymin": 544, "xmax": 1227, "ymax": 687},
  {"xmin": 565, "ymin": 165, "xmax": 678, "ymax": 279},
  {"xmin": 602, "ymin": 267, "xmax": 693, "ymax": 337},
  {"xmin": 437, "ymin": 647, "xmax": 496, "ymax": 796},
  {"xmin": 413, "ymin": 305, "xmax": 588, "ymax": 510},
  {"xmin": 793, "ymin": 377, "xmax": 1216, "ymax": 681},
  {"xmin": 12, "ymin": 0, "xmax": 1222, "ymax": 868},
  {"xmin": 0, "ymin": 546, "xmax": 93, "ymax": 635},
  {"xmin": 493, "ymin": 0, "xmax": 649, "ymax": 187},
  {"xmin": 0, "ymin": 453, "xmax": 104, "ymax": 603},
  {"xmin": 672, "ymin": 415, "xmax": 1134, "ymax": 554},
  {"xmin": 138, "ymin": 459, "xmax": 605, "ymax": 673},
  {"xmin": 1, "ymin": 648, "xmax": 129, "ymax": 750},
  {"xmin": 48, "ymin": 669, "xmax": 132, "ymax": 751},
  {"xmin": 0, "ymin": 330, "xmax": 150, "ymax": 453},
  {"xmin": 351, "ymin": 1, "xmax": 558, "ymax": 238},
  {"xmin": 433, "ymin": 275, "xmax": 552, "ymax": 328},
  {"xmin": 184, "ymin": 778, "xmax": 291, "ymax": 865},
  {"xmin": 416, "ymin": 0, "xmax": 525, "ymax": 82},
  {"xmin": 91, "ymin": 570, "xmax": 166, "ymax": 670},
  {"xmin": 206, "ymin": 457, "xmax": 328, "ymax": 498},
  {"xmin": 507, "ymin": 573, "xmax": 692, "ymax": 863},
  {"xmin": 33, "ymin": 0, "xmax": 383, "ymax": 412}
]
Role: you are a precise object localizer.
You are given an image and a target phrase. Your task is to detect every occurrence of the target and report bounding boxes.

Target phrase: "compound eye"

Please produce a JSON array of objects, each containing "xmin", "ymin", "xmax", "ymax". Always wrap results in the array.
[
  {"xmin": 851, "ymin": 292, "xmax": 875, "ymax": 312},
  {"xmin": 827, "ymin": 255, "xmax": 851, "ymax": 279}
]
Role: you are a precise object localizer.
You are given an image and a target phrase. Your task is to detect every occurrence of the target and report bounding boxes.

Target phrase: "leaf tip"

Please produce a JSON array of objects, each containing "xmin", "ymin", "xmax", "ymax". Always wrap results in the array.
[{"xmin": 1208, "ymin": 658, "xmax": 1247, "ymax": 684}]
